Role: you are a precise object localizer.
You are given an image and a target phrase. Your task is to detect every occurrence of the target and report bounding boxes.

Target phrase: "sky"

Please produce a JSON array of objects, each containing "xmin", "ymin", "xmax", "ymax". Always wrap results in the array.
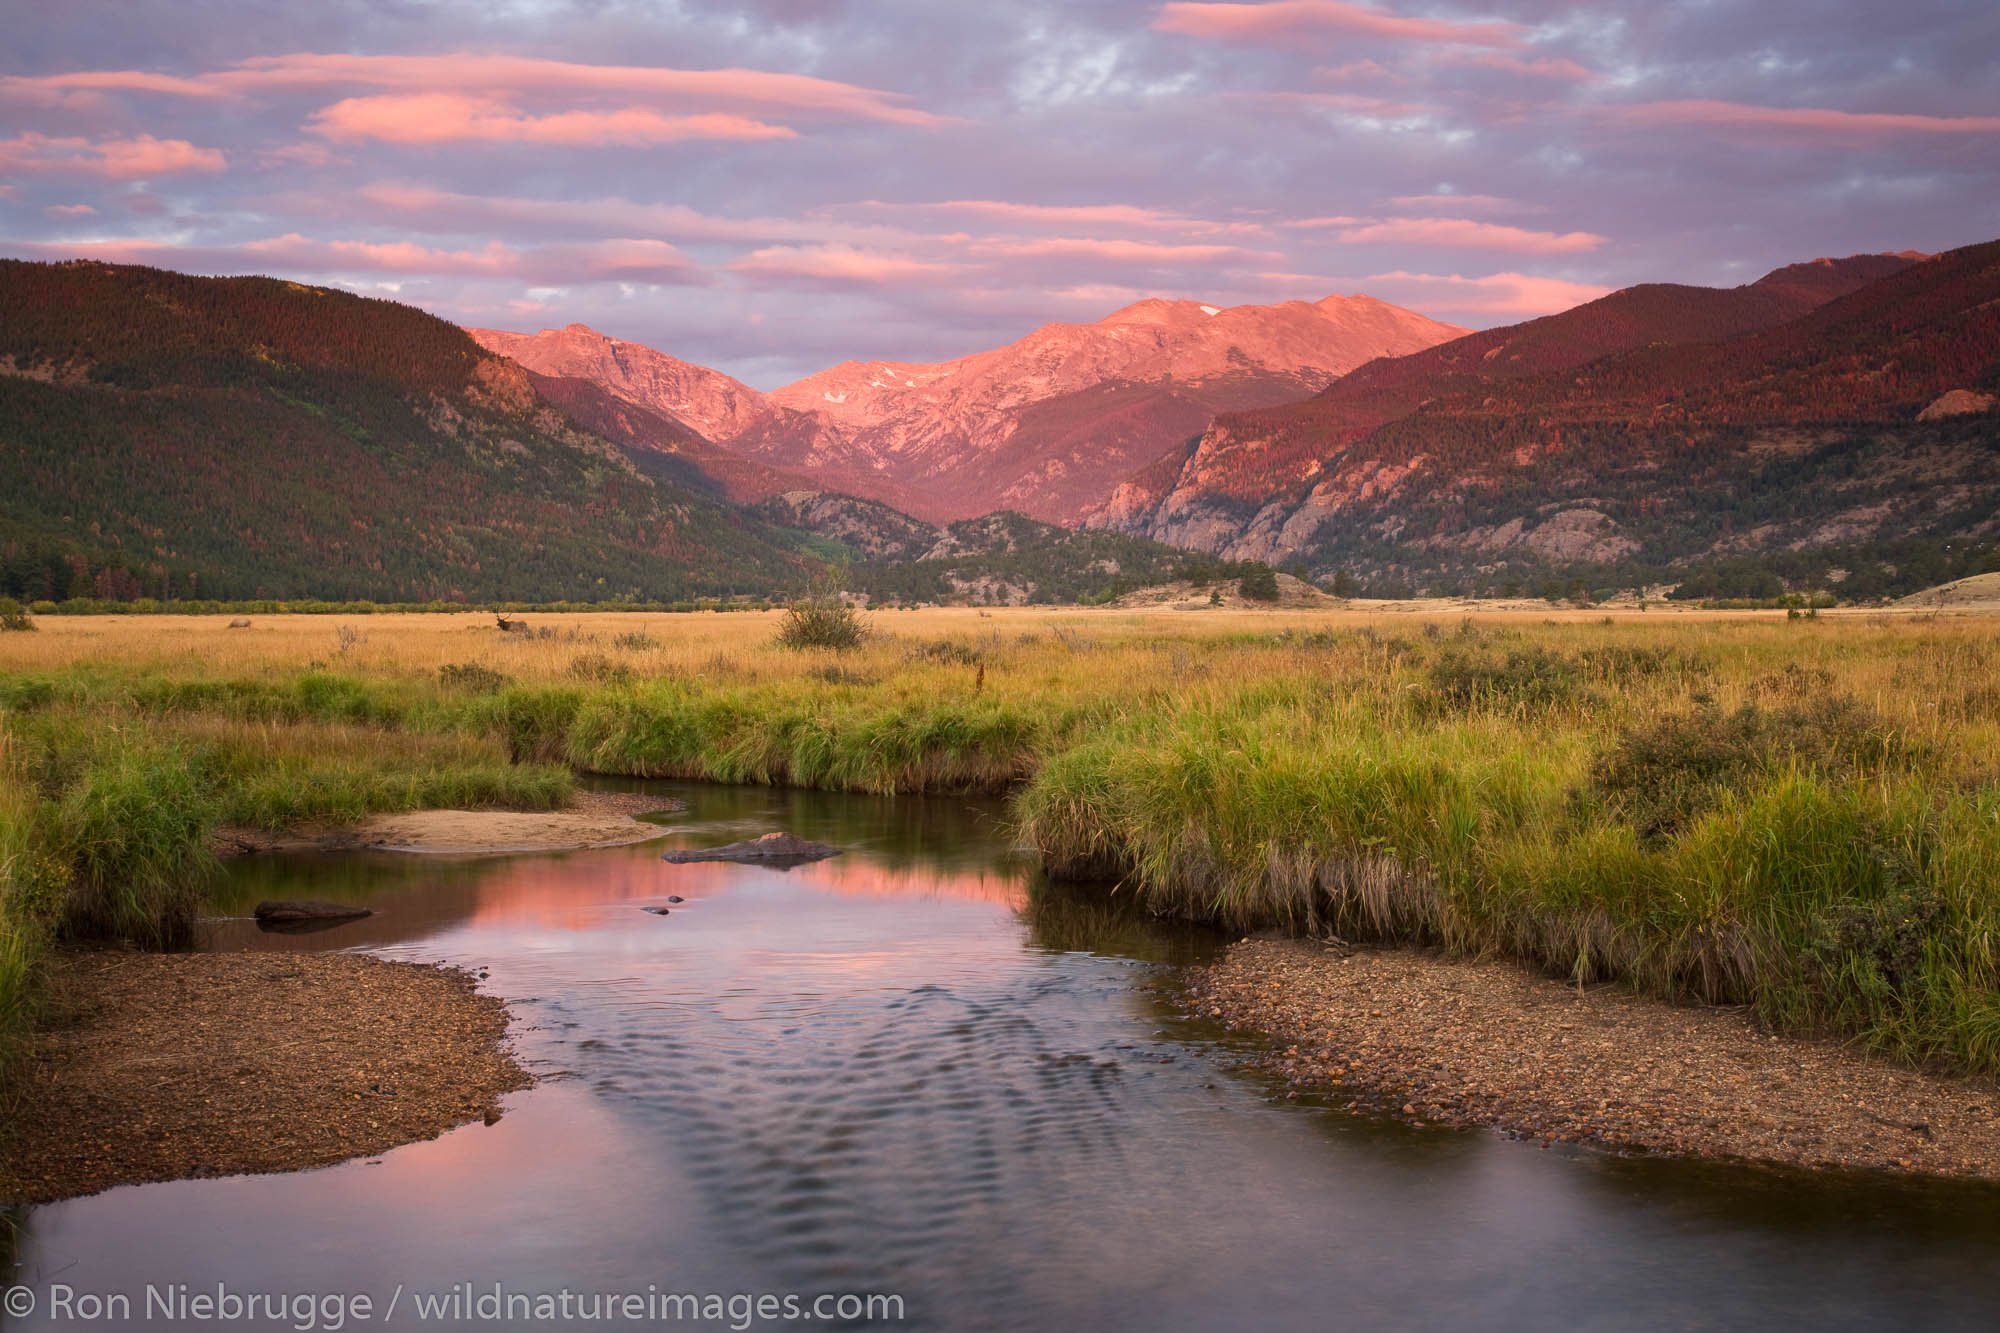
[{"xmin": 2, "ymin": 0, "xmax": 1995, "ymax": 388}]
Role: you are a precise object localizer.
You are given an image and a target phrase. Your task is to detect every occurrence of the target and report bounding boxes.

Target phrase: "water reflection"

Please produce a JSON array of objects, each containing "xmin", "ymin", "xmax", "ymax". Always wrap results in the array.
[{"xmin": 10, "ymin": 780, "xmax": 2000, "ymax": 1333}]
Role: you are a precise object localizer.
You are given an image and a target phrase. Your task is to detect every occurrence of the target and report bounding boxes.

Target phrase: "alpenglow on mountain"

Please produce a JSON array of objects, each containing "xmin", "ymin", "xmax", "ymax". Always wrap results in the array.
[{"xmin": 469, "ymin": 293, "xmax": 1466, "ymax": 525}]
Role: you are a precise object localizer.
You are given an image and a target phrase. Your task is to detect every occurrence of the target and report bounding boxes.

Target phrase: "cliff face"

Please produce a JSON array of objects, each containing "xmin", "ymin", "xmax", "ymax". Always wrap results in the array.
[{"xmin": 467, "ymin": 323, "xmax": 776, "ymax": 443}]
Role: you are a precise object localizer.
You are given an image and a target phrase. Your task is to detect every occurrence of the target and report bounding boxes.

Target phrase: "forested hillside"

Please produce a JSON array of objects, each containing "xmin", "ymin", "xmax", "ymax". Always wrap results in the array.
[{"xmin": 0, "ymin": 261, "xmax": 809, "ymax": 602}]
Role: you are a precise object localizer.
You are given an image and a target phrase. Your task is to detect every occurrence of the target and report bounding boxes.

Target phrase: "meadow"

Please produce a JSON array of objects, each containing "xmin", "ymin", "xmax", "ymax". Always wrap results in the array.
[{"xmin": 2, "ymin": 601, "xmax": 1997, "ymax": 1082}]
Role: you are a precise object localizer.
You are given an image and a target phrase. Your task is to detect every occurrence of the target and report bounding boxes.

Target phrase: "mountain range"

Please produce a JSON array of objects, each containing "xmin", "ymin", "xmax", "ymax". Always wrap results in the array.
[
  {"xmin": 1085, "ymin": 245, "xmax": 1998, "ymax": 592},
  {"xmin": 2, "ymin": 239, "xmax": 1995, "ymax": 607},
  {"xmin": 469, "ymin": 292, "xmax": 1464, "ymax": 524}
]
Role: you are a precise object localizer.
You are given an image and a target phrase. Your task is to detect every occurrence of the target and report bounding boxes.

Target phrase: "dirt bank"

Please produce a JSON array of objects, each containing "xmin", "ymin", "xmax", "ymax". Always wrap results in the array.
[
  {"xmin": 0, "ymin": 950, "xmax": 531, "ymax": 1204},
  {"xmin": 213, "ymin": 789, "xmax": 684, "ymax": 856},
  {"xmin": 1185, "ymin": 939, "xmax": 2000, "ymax": 1180}
]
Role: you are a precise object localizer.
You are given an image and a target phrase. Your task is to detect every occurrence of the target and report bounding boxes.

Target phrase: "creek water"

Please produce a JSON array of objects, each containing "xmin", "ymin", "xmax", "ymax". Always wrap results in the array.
[{"xmin": 7, "ymin": 782, "xmax": 1999, "ymax": 1331}]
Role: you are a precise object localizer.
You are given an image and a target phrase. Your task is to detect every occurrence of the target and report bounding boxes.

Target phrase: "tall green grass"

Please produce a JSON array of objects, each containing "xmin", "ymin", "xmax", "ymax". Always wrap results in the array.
[
  {"xmin": 0, "ymin": 703, "xmax": 571, "ymax": 952},
  {"xmin": 1016, "ymin": 668, "xmax": 2000, "ymax": 1073}
]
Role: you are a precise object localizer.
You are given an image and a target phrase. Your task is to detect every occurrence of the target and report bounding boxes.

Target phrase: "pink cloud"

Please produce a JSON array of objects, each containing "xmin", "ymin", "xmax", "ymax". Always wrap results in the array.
[
  {"xmin": 221, "ymin": 53, "xmax": 946, "ymax": 126},
  {"xmin": 727, "ymin": 244, "xmax": 952, "ymax": 285},
  {"xmin": 1280, "ymin": 215, "xmax": 1366, "ymax": 228},
  {"xmin": 1231, "ymin": 90, "xmax": 1442, "ymax": 118},
  {"xmin": 0, "ymin": 71, "xmax": 228, "ymax": 109},
  {"xmin": 256, "ymin": 143, "xmax": 342, "ymax": 168},
  {"xmin": 339, "ymin": 182, "xmax": 970, "ymax": 251},
  {"xmin": 44, "ymin": 203, "xmax": 98, "ymax": 217},
  {"xmin": 1439, "ymin": 51, "xmax": 1597, "ymax": 81},
  {"xmin": 3, "ymin": 54, "xmax": 945, "ymax": 125},
  {"xmin": 308, "ymin": 93, "xmax": 796, "ymax": 146},
  {"xmin": 1386, "ymin": 193, "xmax": 1532, "ymax": 214},
  {"xmin": 1156, "ymin": 2, "xmax": 1526, "ymax": 50},
  {"xmin": 1331, "ymin": 216, "xmax": 1606, "ymax": 254},
  {"xmin": 1615, "ymin": 99, "xmax": 2000, "ymax": 135},
  {"xmin": 1314, "ymin": 59, "xmax": 1401, "ymax": 82},
  {"xmin": 967, "ymin": 236, "xmax": 1269, "ymax": 264},
  {"xmin": 10, "ymin": 234, "xmax": 705, "ymax": 286},
  {"xmin": 0, "ymin": 132, "xmax": 226, "ymax": 178},
  {"xmin": 1361, "ymin": 269, "xmax": 1611, "ymax": 315},
  {"xmin": 846, "ymin": 199, "xmax": 1266, "ymax": 236}
]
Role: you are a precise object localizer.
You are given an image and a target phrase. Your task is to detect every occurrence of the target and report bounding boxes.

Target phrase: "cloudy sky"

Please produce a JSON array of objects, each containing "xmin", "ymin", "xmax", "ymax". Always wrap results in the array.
[{"xmin": 3, "ymin": 0, "xmax": 1995, "ymax": 387}]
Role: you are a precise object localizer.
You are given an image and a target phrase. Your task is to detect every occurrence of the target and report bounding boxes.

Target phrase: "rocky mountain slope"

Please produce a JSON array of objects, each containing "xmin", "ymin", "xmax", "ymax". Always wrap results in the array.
[
  {"xmin": 0, "ymin": 262, "xmax": 810, "ymax": 603},
  {"xmin": 749, "ymin": 294, "xmax": 1465, "ymax": 523},
  {"xmin": 474, "ymin": 294, "xmax": 1465, "ymax": 526},
  {"xmin": 749, "ymin": 493, "xmax": 1231, "ymax": 606},
  {"xmin": 467, "ymin": 323, "xmax": 772, "ymax": 443},
  {"xmin": 1088, "ymin": 245, "xmax": 1999, "ymax": 593}
]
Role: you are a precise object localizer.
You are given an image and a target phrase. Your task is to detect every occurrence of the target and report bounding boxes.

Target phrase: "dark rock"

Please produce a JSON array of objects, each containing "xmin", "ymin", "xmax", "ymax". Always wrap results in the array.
[
  {"xmin": 666, "ymin": 895, "xmax": 684, "ymax": 903},
  {"xmin": 662, "ymin": 831, "xmax": 841, "ymax": 867},
  {"xmin": 642, "ymin": 906, "xmax": 671, "ymax": 916},
  {"xmin": 253, "ymin": 900, "xmax": 372, "ymax": 924}
]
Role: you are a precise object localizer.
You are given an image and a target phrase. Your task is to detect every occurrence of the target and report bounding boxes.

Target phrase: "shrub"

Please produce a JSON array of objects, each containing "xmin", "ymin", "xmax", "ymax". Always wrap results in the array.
[
  {"xmin": 906, "ymin": 639, "xmax": 983, "ymax": 667},
  {"xmin": 774, "ymin": 574, "xmax": 868, "ymax": 652},
  {"xmin": 1423, "ymin": 647, "xmax": 1585, "ymax": 713},
  {"xmin": 438, "ymin": 662, "xmax": 511, "ymax": 694},
  {"xmin": 567, "ymin": 653, "xmax": 635, "ymax": 686},
  {"xmin": 1590, "ymin": 696, "xmax": 1928, "ymax": 841},
  {"xmin": 612, "ymin": 630, "xmax": 660, "ymax": 651},
  {"xmin": 0, "ymin": 598, "xmax": 35, "ymax": 632}
]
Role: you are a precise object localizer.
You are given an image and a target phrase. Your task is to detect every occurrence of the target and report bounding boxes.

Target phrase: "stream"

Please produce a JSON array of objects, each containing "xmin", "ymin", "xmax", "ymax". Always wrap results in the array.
[{"xmin": 7, "ymin": 781, "xmax": 2000, "ymax": 1330}]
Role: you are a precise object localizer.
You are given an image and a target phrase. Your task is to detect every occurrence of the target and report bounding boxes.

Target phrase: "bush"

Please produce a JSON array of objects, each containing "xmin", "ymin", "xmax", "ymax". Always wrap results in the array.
[
  {"xmin": 438, "ymin": 662, "xmax": 510, "ymax": 694},
  {"xmin": 0, "ymin": 598, "xmax": 35, "ymax": 632},
  {"xmin": 774, "ymin": 574, "xmax": 868, "ymax": 652},
  {"xmin": 567, "ymin": 653, "xmax": 635, "ymax": 686},
  {"xmin": 1423, "ymin": 647, "xmax": 1585, "ymax": 713},
  {"xmin": 1590, "ymin": 696, "xmax": 1927, "ymax": 841},
  {"xmin": 906, "ymin": 639, "xmax": 983, "ymax": 667},
  {"xmin": 612, "ymin": 631, "xmax": 660, "ymax": 651}
]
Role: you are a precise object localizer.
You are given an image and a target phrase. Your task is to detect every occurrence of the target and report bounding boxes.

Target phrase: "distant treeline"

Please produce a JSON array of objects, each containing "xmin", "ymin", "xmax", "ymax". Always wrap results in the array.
[
  {"xmin": 17, "ymin": 597, "xmax": 781, "ymax": 616},
  {"xmin": 1336, "ymin": 534, "xmax": 2000, "ymax": 606}
]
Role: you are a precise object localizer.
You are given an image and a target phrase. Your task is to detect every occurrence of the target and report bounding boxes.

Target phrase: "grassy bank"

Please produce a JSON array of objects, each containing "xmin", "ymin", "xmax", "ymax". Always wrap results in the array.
[{"xmin": 2, "ymin": 605, "xmax": 1998, "ymax": 1078}]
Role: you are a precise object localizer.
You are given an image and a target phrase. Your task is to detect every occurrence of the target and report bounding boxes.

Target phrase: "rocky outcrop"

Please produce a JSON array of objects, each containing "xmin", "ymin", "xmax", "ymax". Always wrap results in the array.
[
  {"xmin": 468, "ymin": 323, "xmax": 774, "ymax": 442},
  {"xmin": 1916, "ymin": 389, "xmax": 1997, "ymax": 421}
]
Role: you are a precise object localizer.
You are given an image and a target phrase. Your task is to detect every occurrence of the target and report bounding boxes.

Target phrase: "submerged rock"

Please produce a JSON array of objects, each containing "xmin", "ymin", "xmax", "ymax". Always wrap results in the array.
[
  {"xmin": 254, "ymin": 900, "xmax": 373, "ymax": 923},
  {"xmin": 662, "ymin": 831, "xmax": 842, "ymax": 867}
]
